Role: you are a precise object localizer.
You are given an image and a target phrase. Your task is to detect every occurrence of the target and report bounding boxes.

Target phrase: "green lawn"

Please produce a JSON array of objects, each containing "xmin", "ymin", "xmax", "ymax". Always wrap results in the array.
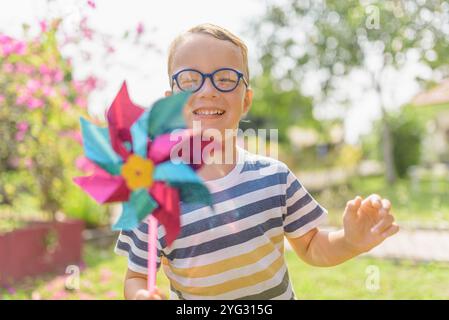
[
  {"xmin": 1, "ymin": 243, "xmax": 448, "ymax": 300},
  {"xmin": 314, "ymin": 175, "xmax": 449, "ymax": 227}
]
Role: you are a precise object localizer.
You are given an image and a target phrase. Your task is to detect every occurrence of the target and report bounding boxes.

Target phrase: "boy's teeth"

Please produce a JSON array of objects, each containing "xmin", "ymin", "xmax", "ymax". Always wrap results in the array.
[{"xmin": 194, "ymin": 109, "xmax": 225, "ymax": 115}]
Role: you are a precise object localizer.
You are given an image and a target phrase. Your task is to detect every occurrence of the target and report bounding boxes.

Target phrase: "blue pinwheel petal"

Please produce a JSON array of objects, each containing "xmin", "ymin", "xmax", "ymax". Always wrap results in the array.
[
  {"xmin": 112, "ymin": 188, "xmax": 158, "ymax": 230},
  {"xmin": 80, "ymin": 117, "xmax": 123, "ymax": 175},
  {"xmin": 130, "ymin": 110, "xmax": 151, "ymax": 158},
  {"xmin": 153, "ymin": 161, "xmax": 213, "ymax": 207}
]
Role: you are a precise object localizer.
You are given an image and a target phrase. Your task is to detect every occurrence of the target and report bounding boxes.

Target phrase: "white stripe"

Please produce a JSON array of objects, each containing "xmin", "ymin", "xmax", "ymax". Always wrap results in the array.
[
  {"xmin": 169, "ymin": 203, "xmax": 283, "ymax": 252},
  {"xmin": 284, "ymin": 210, "xmax": 328, "ymax": 238},
  {"xmin": 283, "ymin": 197, "xmax": 321, "ymax": 227}
]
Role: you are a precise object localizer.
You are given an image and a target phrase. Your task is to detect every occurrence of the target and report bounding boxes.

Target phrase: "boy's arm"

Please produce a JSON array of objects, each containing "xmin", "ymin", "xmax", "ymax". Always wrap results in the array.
[
  {"xmin": 287, "ymin": 195, "xmax": 399, "ymax": 267},
  {"xmin": 287, "ymin": 228, "xmax": 361, "ymax": 267},
  {"xmin": 124, "ymin": 268, "xmax": 165, "ymax": 300}
]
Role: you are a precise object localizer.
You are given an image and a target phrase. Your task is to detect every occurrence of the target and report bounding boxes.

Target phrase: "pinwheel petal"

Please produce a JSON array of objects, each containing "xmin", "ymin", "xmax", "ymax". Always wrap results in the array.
[
  {"xmin": 80, "ymin": 117, "xmax": 123, "ymax": 175},
  {"xmin": 150, "ymin": 182, "xmax": 181, "ymax": 246},
  {"xmin": 112, "ymin": 189, "xmax": 158, "ymax": 230},
  {"xmin": 107, "ymin": 81, "xmax": 145, "ymax": 159},
  {"xmin": 73, "ymin": 170, "xmax": 130, "ymax": 204},
  {"xmin": 153, "ymin": 161, "xmax": 213, "ymax": 207}
]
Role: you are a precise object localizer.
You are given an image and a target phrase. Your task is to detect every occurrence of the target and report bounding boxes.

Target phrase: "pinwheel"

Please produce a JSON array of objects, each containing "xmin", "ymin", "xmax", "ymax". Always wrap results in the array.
[{"xmin": 73, "ymin": 82, "xmax": 213, "ymax": 292}]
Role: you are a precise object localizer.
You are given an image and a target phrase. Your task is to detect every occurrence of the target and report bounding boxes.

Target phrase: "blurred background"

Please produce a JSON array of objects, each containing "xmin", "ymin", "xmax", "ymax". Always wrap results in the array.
[{"xmin": 0, "ymin": 0, "xmax": 448, "ymax": 299}]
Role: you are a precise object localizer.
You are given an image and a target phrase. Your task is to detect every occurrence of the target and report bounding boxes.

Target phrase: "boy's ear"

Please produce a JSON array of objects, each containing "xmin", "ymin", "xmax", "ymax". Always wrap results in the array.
[
  {"xmin": 164, "ymin": 90, "xmax": 173, "ymax": 97},
  {"xmin": 242, "ymin": 88, "xmax": 253, "ymax": 117}
]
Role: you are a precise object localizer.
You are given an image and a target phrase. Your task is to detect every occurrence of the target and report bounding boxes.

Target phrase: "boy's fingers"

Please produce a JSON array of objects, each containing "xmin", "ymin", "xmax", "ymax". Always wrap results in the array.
[
  {"xmin": 381, "ymin": 199, "xmax": 391, "ymax": 211},
  {"xmin": 345, "ymin": 196, "xmax": 362, "ymax": 218},
  {"xmin": 369, "ymin": 194, "xmax": 382, "ymax": 209},
  {"xmin": 381, "ymin": 223, "xmax": 400, "ymax": 239},
  {"xmin": 135, "ymin": 289, "xmax": 151, "ymax": 300},
  {"xmin": 371, "ymin": 213, "xmax": 395, "ymax": 234}
]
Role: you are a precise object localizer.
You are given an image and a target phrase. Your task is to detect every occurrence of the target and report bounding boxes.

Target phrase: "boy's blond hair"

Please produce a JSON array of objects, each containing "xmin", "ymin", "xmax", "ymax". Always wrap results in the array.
[{"xmin": 167, "ymin": 23, "xmax": 249, "ymax": 86}]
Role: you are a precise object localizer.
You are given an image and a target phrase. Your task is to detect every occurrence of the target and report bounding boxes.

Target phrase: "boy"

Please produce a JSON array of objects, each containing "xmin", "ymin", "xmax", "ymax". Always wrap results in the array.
[{"xmin": 115, "ymin": 23, "xmax": 399, "ymax": 300}]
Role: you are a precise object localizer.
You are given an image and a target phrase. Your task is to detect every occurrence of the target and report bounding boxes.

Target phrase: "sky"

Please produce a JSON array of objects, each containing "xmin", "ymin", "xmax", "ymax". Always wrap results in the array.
[{"xmin": 0, "ymin": 0, "xmax": 428, "ymax": 144}]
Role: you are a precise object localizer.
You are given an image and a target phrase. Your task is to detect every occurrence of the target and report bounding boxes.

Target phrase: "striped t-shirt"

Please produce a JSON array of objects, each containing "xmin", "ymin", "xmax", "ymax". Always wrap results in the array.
[{"xmin": 115, "ymin": 146, "xmax": 328, "ymax": 300}]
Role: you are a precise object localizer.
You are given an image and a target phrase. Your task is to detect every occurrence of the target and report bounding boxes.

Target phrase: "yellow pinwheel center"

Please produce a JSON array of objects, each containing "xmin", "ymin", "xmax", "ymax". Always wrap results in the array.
[{"xmin": 121, "ymin": 154, "xmax": 154, "ymax": 190}]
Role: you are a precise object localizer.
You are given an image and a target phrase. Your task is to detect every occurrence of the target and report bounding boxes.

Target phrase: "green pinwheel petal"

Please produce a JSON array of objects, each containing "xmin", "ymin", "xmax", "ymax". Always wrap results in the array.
[
  {"xmin": 112, "ymin": 189, "xmax": 158, "ymax": 230},
  {"xmin": 171, "ymin": 182, "xmax": 213, "ymax": 207},
  {"xmin": 80, "ymin": 117, "xmax": 123, "ymax": 175}
]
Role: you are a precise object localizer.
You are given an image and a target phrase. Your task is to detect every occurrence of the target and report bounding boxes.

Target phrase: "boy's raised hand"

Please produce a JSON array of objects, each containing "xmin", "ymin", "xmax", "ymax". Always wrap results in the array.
[{"xmin": 342, "ymin": 194, "xmax": 399, "ymax": 254}]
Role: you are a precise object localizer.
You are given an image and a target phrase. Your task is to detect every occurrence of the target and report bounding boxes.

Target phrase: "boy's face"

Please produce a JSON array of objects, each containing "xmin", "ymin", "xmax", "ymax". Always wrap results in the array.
[{"xmin": 165, "ymin": 34, "xmax": 253, "ymax": 139}]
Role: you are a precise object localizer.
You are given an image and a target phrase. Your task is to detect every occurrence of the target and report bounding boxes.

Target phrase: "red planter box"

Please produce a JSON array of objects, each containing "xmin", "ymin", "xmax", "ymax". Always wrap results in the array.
[{"xmin": 0, "ymin": 219, "xmax": 85, "ymax": 287}]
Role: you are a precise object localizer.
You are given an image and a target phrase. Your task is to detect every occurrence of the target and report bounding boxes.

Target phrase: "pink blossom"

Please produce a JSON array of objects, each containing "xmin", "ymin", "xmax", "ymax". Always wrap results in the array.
[
  {"xmin": 100, "ymin": 268, "xmax": 113, "ymax": 283},
  {"xmin": 0, "ymin": 95, "xmax": 5, "ymax": 104},
  {"xmin": 137, "ymin": 22, "xmax": 145, "ymax": 36},
  {"xmin": 53, "ymin": 69, "xmax": 64, "ymax": 82},
  {"xmin": 106, "ymin": 291, "xmax": 118, "ymax": 299},
  {"xmin": 3, "ymin": 63, "xmax": 14, "ymax": 73},
  {"xmin": 26, "ymin": 79, "xmax": 42, "ymax": 93},
  {"xmin": 61, "ymin": 101, "xmax": 71, "ymax": 111},
  {"xmin": 87, "ymin": 0, "xmax": 96, "ymax": 9},
  {"xmin": 39, "ymin": 64, "xmax": 52, "ymax": 76},
  {"xmin": 39, "ymin": 20, "xmax": 47, "ymax": 33},
  {"xmin": 50, "ymin": 290, "xmax": 68, "ymax": 300},
  {"xmin": 42, "ymin": 86, "xmax": 56, "ymax": 97},
  {"xmin": 24, "ymin": 158, "xmax": 34, "ymax": 169},
  {"xmin": 75, "ymin": 96, "xmax": 87, "ymax": 109},
  {"xmin": 80, "ymin": 18, "xmax": 94, "ymax": 40},
  {"xmin": 16, "ymin": 63, "xmax": 34, "ymax": 75},
  {"xmin": 27, "ymin": 97, "xmax": 44, "ymax": 109},
  {"xmin": 6, "ymin": 286, "xmax": 16, "ymax": 295},
  {"xmin": 84, "ymin": 76, "xmax": 97, "ymax": 92},
  {"xmin": 1, "ymin": 36, "xmax": 26, "ymax": 55}
]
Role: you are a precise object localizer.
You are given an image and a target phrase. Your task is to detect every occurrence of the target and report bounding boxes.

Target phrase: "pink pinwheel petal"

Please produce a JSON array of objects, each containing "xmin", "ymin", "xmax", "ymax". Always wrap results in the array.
[
  {"xmin": 73, "ymin": 172, "xmax": 130, "ymax": 204},
  {"xmin": 107, "ymin": 81, "xmax": 145, "ymax": 159},
  {"xmin": 150, "ymin": 182, "xmax": 180, "ymax": 246},
  {"xmin": 148, "ymin": 129, "xmax": 217, "ymax": 168},
  {"xmin": 148, "ymin": 133, "xmax": 182, "ymax": 165}
]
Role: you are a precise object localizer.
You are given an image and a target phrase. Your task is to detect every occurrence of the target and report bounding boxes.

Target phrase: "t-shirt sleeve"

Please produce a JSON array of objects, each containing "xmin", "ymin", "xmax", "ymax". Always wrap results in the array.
[
  {"xmin": 114, "ymin": 220, "xmax": 162, "ymax": 275},
  {"xmin": 282, "ymin": 168, "xmax": 328, "ymax": 239}
]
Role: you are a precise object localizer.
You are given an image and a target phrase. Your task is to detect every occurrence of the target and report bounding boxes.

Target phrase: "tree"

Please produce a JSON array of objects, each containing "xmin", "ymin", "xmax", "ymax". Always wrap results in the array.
[{"xmin": 249, "ymin": 0, "xmax": 449, "ymax": 183}]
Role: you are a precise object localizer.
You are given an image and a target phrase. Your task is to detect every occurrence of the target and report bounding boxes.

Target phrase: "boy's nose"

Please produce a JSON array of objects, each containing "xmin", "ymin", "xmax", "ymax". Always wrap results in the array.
[{"xmin": 196, "ymin": 77, "xmax": 219, "ymax": 98}]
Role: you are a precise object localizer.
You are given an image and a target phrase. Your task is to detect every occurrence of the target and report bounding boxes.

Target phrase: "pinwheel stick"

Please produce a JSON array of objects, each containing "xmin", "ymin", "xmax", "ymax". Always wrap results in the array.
[{"xmin": 147, "ymin": 215, "xmax": 158, "ymax": 293}]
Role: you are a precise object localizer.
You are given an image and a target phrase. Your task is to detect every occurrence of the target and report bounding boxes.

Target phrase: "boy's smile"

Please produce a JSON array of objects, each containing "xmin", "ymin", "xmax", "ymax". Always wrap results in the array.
[{"xmin": 165, "ymin": 33, "xmax": 253, "ymax": 137}]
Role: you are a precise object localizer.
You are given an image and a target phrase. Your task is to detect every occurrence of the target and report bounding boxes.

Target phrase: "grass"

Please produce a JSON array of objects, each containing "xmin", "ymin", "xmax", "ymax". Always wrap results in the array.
[
  {"xmin": 314, "ymin": 175, "xmax": 449, "ymax": 228},
  {"xmin": 1, "ymin": 243, "xmax": 449, "ymax": 300}
]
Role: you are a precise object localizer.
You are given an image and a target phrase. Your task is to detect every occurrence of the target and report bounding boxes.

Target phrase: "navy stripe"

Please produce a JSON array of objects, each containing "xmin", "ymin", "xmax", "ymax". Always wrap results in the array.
[
  {"xmin": 121, "ymin": 230, "xmax": 148, "ymax": 251},
  {"xmin": 116, "ymin": 240, "xmax": 161, "ymax": 269},
  {"xmin": 180, "ymin": 171, "xmax": 289, "ymax": 214},
  {"xmin": 286, "ymin": 179, "xmax": 301, "ymax": 200},
  {"xmin": 284, "ymin": 205, "xmax": 324, "ymax": 233},
  {"xmin": 166, "ymin": 217, "xmax": 283, "ymax": 260},
  {"xmin": 240, "ymin": 160, "xmax": 272, "ymax": 173},
  {"xmin": 175, "ymin": 195, "xmax": 284, "ymax": 241},
  {"xmin": 286, "ymin": 193, "xmax": 313, "ymax": 216}
]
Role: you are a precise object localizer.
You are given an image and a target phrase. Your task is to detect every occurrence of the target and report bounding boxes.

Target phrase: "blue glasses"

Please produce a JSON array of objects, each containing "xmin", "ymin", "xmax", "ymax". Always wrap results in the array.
[{"xmin": 171, "ymin": 67, "xmax": 249, "ymax": 93}]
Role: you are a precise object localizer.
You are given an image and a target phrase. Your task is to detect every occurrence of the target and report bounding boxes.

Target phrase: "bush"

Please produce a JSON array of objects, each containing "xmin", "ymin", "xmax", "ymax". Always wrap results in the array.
[
  {"xmin": 0, "ymin": 22, "xmax": 92, "ymax": 221},
  {"xmin": 389, "ymin": 110, "xmax": 425, "ymax": 178}
]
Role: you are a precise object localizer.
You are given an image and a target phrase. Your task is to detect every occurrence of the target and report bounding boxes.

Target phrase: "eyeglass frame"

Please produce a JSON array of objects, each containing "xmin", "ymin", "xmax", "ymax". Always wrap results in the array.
[{"xmin": 171, "ymin": 67, "xmax": 249, "ymax": 93}]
